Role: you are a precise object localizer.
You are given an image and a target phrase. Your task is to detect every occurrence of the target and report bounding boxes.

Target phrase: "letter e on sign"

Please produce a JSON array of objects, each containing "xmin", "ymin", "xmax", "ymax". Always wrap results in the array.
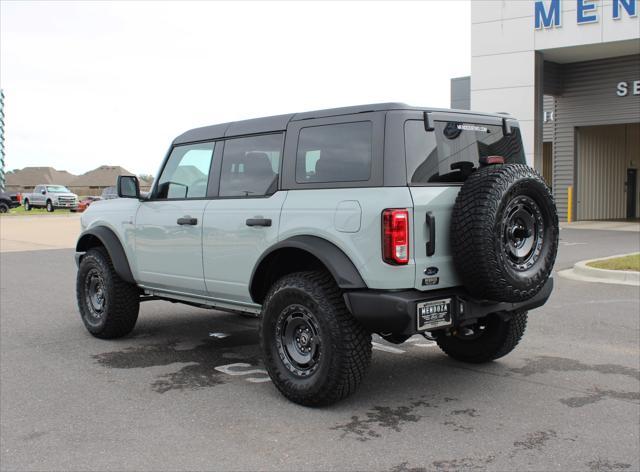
[
  {"xmin": 577, "ymin": 0, "xmax": 599, "ymax": 24},
  {"xmin": 633, "ymin": 81, "xmax": 640, "ymax": 96}
]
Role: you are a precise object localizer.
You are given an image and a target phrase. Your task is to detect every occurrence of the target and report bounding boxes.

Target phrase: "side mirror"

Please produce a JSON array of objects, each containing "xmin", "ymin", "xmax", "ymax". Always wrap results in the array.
[
  {"xmin": 41, "ymin": 190, "xmax": 46, "ymax": 195},
  {"xmin": 117, "ymin": 175, "xmax": 140, "ymax": 199}
]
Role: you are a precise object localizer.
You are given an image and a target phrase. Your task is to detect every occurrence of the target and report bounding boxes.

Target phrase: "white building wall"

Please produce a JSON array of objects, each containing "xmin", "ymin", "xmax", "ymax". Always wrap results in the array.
[{"xmin": 470, "ymin": 0, "xmax": 640, "ymax": 167}]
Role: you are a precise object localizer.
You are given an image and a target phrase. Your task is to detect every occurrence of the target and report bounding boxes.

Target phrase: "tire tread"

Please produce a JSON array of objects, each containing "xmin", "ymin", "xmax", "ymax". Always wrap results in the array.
[
  {"xmin": 76, "ymin": 247, "xmax": 139, "ymax": 339},
  {"xmin": 260, "ymin": 270, "xmax": 371, "ymax": 406}
]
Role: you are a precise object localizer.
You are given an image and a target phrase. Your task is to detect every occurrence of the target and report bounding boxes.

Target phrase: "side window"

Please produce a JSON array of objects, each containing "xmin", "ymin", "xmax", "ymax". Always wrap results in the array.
[
  {"xmin": 219, "ymin": 134, "xmax": 283, "ymax": 197},
  {"xmin": 404, "ymin": 120, "xmax": 438, "ymax": 184},
  {"xmin": 295, "ymin": 121, "xmax": 372, "ymax": 183},
  {"xmin": 156, "ymin": 142, "xmax": 215, "ymax": 199},
  {"xmin": 34, "ymin": 186, "xmax": 42, "ymax": 193}
]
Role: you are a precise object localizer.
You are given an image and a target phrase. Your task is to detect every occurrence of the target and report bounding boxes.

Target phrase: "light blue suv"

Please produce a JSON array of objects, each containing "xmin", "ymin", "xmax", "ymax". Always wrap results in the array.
[{"xmin": 75, "ymin": 103, "xmax": 558, "ymax": 406}]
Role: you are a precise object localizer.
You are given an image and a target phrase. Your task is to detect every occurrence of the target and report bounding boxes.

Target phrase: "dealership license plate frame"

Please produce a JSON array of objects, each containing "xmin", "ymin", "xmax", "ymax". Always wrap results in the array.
[{"xmin": 416, "ymin": 298, "xmax": 453, "ymax": 331}]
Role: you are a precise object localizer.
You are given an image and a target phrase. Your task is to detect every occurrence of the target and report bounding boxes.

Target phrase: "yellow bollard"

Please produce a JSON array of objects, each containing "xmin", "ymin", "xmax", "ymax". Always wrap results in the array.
[{"xmin": 567, "ymin": 185, "xmax": 573, "ymax": 223}]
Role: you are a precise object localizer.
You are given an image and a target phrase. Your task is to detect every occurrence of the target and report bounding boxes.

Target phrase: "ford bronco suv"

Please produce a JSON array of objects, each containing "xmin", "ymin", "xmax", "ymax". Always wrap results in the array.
[{"xmin": 75, "ymin": 103, "xmax": 558, "ymax": 406}]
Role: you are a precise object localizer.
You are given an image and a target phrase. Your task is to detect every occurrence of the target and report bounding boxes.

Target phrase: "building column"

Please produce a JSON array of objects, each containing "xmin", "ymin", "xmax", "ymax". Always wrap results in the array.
[{"xmin": 533, "ymin": 52, "xmax": 544, "ymax": 175}]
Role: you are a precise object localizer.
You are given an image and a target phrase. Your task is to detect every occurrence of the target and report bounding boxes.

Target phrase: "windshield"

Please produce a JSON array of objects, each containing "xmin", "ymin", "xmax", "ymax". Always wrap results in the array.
[
  {"xmin": 46, "ymin": 185, "xmax": 71, "ymax": 193},
  {"xmin": 405, "ymin": 120, "xmax": 526, "ymax": 184}
]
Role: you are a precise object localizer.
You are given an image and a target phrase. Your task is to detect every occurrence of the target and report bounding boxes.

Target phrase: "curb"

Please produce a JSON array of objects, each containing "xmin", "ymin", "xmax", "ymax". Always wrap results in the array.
[{"xmin": 558, "ymin": 253, "xmax": 640, "ymax": 286}]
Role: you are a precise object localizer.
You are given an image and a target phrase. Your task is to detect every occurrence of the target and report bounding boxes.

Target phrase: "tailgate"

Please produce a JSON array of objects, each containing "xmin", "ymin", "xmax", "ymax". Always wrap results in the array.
[
  {"xmin": 404, "ymin": 111, "xmax": 524, "ymax": 292},
  {"xmin": 410, "ymin": 186, "xmax": 461, "ymax": 291}
]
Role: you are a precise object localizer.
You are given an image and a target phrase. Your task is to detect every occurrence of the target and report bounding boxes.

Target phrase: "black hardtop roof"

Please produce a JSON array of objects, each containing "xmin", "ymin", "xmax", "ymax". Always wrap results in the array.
[{"xmin": 173, "ymin": 102, "xmax": 512, "ymax": 145}]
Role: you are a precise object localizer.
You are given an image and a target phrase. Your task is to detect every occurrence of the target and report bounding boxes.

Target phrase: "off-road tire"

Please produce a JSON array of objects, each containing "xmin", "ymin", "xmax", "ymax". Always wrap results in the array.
[
  {"xmin": 76, "ymin": 247, "xmax": 140, "ymax": 339},
  {"xmin": 436, "ymin": 311, "xmax": 527, "ymax": 363},
  {"xmin": 260, "ymin": 271, "xmax": 372, "ymax": 406},
  {"xmin": 46, "ymin": 200, "xmax": 54, "ymax": 212},
  {"xmin": 451, "ymin": 164, "xmax": 558, "ymax": 302},
  {"xmin": 24, "ymin": 200, "xmax": 31, "ymax": 211},
  {"xmin": 0, "ymin": 203, "xmax": 8, "ymax": 213}
]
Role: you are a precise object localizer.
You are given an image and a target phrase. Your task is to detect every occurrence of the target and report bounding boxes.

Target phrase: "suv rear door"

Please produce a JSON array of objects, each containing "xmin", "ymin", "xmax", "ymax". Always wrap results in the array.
[
  {"xmin": 405, "ymin": 112, "xmax": 526, "ymax": 291},
  {"xmin": 202, "ymin": 133, "xmax": 286, "ymax": 305}
]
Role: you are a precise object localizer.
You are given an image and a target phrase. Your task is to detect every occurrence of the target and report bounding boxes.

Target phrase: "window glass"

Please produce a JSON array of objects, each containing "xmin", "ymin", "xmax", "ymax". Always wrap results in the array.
[
  {"xmin": 296, "ymin": 122, "xmax": 372, "ymax": 183},
  {"xmin": 405, "ymin": 120, "xmax": 526, "ymax": 184},
  {"xmin": 156, "ymin": 142, "xmax": 215, "ymax": 199},
  {"xmin": 46, "ymin": 185, "xmax": 71, "ymax": 193},
  {"xmin": 219, "ymin": 134, "xmax": 283, "ymax": 197}
]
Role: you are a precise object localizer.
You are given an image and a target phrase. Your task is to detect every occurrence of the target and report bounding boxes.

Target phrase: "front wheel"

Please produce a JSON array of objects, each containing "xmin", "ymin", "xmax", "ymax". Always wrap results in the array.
[
  {"xmin": 0, "ymin": 203, "xmax": 8, "ymax": 213},
  {"xmin": 260, "ymin": 271, "xmax": 372, "ymax": 406},
  {"xmin": 435, "ymin": 311, "xmax": 528, "ymax": 364},
  {"xmin": 76, "ymin": 247, "xmax": 140, "ymax": 338},
  {"xmin": 46, "ymin": 200, "xmax": 54, "ymax": 212}
]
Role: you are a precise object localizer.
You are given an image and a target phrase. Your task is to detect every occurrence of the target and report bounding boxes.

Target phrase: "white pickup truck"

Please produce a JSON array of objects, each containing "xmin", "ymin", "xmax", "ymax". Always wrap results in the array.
[{"xmin": 23, "ymin": 185, "xmax": 78, "ymax": 212}]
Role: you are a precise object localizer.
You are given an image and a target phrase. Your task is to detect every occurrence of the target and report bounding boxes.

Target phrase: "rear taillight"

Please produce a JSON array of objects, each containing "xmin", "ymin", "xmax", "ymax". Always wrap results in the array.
[{"xmin": 382, "ymin": 209, "xmax": 409, "ymax": 265}]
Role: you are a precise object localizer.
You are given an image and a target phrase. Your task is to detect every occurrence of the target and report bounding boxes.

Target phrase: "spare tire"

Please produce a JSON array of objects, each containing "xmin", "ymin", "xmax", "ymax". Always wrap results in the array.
[{"xmin": 451, "ymin": 164, "xmax": 558, "ymax": 303}]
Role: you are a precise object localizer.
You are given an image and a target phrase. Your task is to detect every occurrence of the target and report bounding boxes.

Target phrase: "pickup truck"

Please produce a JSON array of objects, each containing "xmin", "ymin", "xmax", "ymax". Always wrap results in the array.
[
  {"xmin": 0, "ymin": 191, "xmax": 21, "ymax": 213},
  {"xmin": 23, "ymin": 185, "xmax": 78, "ymax": 212}
]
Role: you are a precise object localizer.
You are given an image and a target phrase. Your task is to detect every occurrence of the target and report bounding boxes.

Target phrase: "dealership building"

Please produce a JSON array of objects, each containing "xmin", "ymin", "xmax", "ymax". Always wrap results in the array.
[{"xmin": 452, "ymin": 0, "xmax": 639, "ymax": 221}]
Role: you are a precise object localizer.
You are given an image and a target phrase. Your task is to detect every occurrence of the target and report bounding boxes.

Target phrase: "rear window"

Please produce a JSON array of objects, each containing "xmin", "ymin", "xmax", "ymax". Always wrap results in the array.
[
  {"xmin": 405, "ymin": 120, "xmax": 526, "ymax": 184},
  {"xmin": 296, "ymin": 121, "xmax": 372, "ymax": 183}
]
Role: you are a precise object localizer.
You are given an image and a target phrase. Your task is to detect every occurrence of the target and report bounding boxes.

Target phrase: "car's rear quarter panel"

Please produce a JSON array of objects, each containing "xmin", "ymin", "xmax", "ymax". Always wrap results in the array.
[{"xmin": 279, "ymin": 187, "xmax": 416, "ymax": 290}]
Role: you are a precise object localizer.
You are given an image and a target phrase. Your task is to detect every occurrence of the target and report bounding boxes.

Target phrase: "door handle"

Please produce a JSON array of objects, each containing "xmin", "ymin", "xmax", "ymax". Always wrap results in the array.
[
  {"xmin": 426, "ymin": 212, "xmax": 436, "ymax": 256},
  {"xmin": 177, "ymin": 216, "xmax": 198, "ymax": 226},
  {"xmin": 246, "ymin": 218, "xmax": 272, "ymax": 227}
]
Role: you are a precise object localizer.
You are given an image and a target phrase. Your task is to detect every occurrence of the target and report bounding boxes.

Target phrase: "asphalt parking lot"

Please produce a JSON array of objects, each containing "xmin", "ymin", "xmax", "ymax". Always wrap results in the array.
[{"xmin": 1, "ymin": 226, "xmax": 639, "ymax": 472}]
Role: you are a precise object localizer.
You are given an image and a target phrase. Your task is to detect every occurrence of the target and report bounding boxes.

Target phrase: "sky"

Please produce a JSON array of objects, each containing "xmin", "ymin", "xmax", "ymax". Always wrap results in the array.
[{"xmin": 0, "ymin": 1, "xmax": 471, "ymax": 176}]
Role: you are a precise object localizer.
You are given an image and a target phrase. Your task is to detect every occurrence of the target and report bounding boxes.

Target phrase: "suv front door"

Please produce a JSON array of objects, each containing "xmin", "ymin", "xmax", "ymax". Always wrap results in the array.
[
  {"xmin": 134, "ymin": 141, "xmax": 217, "ymax": 296},
  {"xmin": 202, "ymin": 133, "xmax": 286, "ymax": 305}
]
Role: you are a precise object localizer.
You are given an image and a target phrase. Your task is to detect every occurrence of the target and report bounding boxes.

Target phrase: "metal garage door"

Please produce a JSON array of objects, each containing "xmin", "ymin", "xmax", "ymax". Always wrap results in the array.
[{"xmin": 577, "ymin": 124, "xmax": 638, "ymax": 220}]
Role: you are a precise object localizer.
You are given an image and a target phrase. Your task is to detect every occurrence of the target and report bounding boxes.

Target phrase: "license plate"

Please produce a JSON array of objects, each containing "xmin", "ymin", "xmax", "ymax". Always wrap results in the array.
[{"xmin": 417, "ymin": 298, "xmax": 452, "ymax": 331}]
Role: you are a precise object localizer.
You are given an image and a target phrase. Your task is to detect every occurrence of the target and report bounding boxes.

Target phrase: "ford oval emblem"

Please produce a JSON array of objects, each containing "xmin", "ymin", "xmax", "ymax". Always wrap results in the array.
[{"xmin": 424, "ymin": 266, "xmax": 439, "ymax": 276}]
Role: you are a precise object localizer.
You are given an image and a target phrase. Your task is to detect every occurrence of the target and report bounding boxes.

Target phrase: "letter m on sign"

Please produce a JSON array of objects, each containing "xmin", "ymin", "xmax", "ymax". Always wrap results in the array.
[{"xmin": 535, "ymin": 0, "xmax": 561, "ymax": 29}]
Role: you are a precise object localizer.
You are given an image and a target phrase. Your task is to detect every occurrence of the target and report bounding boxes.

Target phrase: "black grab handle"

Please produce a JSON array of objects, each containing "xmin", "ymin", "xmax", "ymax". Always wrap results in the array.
[
  {"xmin": 426, "ymin": 212, "xmax": 436, "ymax": 256},
  {"xmin": 246, "ymin": 218, "xmax": 272, "ymax": 227},
  {"xmin": 177, "ymin": 217, "xmax": 198, "ymax": 226}
]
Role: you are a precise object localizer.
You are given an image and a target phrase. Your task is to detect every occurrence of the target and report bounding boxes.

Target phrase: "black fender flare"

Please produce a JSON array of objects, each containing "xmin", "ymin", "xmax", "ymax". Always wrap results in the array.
[
  {"xmin": 76, "ymin": 226, "xmax": 135, "ymax": 284},
  {"xmin": 249, "ymin": 235, "xmax": 367, "ymax": 302}
]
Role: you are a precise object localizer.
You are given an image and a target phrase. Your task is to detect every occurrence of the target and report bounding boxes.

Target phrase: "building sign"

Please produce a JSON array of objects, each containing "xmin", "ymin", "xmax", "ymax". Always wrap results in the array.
[
  {"xmin": 616, "ymin": 81, "xmax": 640, "ymax": 96},
  {"xmin": 535, "ymin": 0, "xmax": 637, "ymax": 29}
]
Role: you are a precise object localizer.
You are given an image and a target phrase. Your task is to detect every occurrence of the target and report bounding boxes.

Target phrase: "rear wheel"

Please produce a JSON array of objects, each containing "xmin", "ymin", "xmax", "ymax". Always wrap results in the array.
[
  {"xmin": 260, "ymin": 271, "xmax": 372, "ymax": 406},
  {"xmin": 0, "ymin": 202, "xmax": 8, "ymax": 213},
  {"xmin": 24, "ymin": 200, "xmax": 31, "ymax": 211},
  {"xmin": 435, "ymin": 311, "xmax": 527, "ymax": 363},
  {"xmin": 46, "ymin": 200, "xmax": 54, "ymax": 212},
  {"xmin": 76, "ymin": 247, "xmax": 140, "ymax": 338}
]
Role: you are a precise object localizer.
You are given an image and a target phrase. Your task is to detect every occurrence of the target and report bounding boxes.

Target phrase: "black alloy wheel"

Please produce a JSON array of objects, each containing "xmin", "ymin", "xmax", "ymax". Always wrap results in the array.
[
  {"xmin": 275, "ymin": 304, "xmax": 323, "ymax": 378},
  {"xmin": 501, "ymin": 195, "xmax": 544, "ymax": 272}
]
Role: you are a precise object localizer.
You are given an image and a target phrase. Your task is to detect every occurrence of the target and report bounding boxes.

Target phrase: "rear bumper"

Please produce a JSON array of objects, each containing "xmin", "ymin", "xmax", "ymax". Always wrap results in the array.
[{"xmin": 343, "ymin": 277, "xmax": 553, "ymax": 335}]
